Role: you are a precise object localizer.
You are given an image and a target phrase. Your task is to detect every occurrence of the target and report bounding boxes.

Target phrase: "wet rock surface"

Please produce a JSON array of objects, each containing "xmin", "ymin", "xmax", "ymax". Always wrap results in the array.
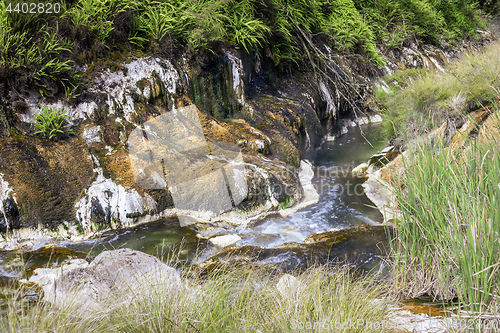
[
  {"xmin": 198, "ymin": 224, "xmax": 391, "ymax": 273},
  {"xmin": 0, "ymin": 52, "xmax": 324, "ymax": 245},
  {"xmin": 0, "ymin": 29, "xmax": 496, "ymax": 246}
]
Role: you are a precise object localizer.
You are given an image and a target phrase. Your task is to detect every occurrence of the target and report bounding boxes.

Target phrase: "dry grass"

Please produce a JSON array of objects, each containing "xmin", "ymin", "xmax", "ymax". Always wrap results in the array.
[{"xmin": 0, "ymin": 262, "xmax": 394, "ymax": 333}]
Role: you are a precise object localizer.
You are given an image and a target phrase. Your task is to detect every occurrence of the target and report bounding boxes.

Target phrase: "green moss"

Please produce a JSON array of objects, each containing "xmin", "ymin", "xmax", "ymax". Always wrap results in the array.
[
  {"xmin": 110, "ymin": 51, "xmax": 126, "ymax": 62},
  {"xmin": 279, "ymin": 196, "xmax": 292, "ymax": 210},
  {"xmin": 103, "ymin": 60, "xmax": 125, "ymax": 72}
]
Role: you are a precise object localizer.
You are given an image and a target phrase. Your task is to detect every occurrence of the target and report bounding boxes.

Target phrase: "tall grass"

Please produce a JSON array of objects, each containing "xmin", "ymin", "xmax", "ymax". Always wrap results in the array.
[
  {"xmin": 390, "ymin": 108, "xmax": 500, "ymax": 314},
  {"xmin": 0, "ymin": 263, "xmax": 392, "ymax": 332},
  {"xmin": 376, "ymin": 41, "xmax": 500, "ymax": 143}
]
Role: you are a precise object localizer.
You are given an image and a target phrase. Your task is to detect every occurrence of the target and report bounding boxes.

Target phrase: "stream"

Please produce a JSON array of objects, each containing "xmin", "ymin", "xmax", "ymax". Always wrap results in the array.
[{"xmin": 0, "ymin": 122, "xmax": 387, "ymax": 279}]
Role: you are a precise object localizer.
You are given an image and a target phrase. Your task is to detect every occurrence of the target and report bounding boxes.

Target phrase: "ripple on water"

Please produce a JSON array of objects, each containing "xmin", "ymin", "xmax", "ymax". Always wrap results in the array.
[{"xmin": 238, "ymin": 123, "xmax": 387, "ymax": 248}]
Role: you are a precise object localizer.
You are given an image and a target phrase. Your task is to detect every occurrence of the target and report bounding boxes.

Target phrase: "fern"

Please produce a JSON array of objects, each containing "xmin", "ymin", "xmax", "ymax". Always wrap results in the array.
[{"xmin": 34, "ymin": 106, "xmax": 75, "ymax": 140}]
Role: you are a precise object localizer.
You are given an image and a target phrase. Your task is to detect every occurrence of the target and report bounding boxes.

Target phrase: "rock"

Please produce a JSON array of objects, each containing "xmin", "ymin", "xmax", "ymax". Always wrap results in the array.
[
  {"xmin": 21, "ymin": 248, "xmax": 182, "ymax": 310},
  {"xmin": 209, "ymin": 234, "xmax": 242, "ymax": 248},
  {"xmin": 428, "ymin": 121, "xmax": 448, "ymax": 142},
  {"xmin": 279, "ymin": 160, "xmax": 319, "ymax": 217},
  {"xmin": 388, "ymin": 307, "xmax": 456, "ymax": 333},
  {"xmin": 370, "ymin": 114, "xmax": 383, "ymax": 123},
  {"xmin": 325, "ymin": 134, "xmax": 336, "ymax": 142},
  {"xmin": 200, "ymin": 225, "xmax": 391, "ymax": 272},
  {"xmin": 478, "ymin": 111, "xmax": 500, "ymax": 144},
  {"xmin": 352, "ymin": 114, "xmax": 383, "ymax": 126},
  {"xmin": 355, "ymin": 117, "xmax": 370, "ymax": 125},
  {"xmin": 303, "ymin": 224, "xmax": 389, "ymax": 244},
  {"xmin": 363, "ymin": 151, "xmax": 408, "ymax": 223},
  {"xmin": 368, "ymin": 150, "xmax": 400, "ymax": 167},
  {"xmin": 21, "ymin": 258, "xmax": 89, "ymax": 299},
  {"xmin": 352, "ymin": 163, "xmax": 368, "ymax": 177},
  {"xmin": 448, "ymin": 109, "xmax": 490, "ymax": 151},
  {"xmin": 276, "ymin": 274, "xmax": 303, "ymax": 300},
  {"xmin": 75, "ymin": 166, "xmax": 158, "ymax": 233},
  {"xmin": 0, "ymin": 47, "xmax": 328, "ymax": 246},
  {"xmin": 81, "ymin": 125, "xmax": 102, "ymax": 145},
  {"xmin": 0, "ymin": 136, "xmax": 94, "ymax": 237},
  {"xmin": 381, "ymin": 145, "xmax": 395, "ymax": 154}
]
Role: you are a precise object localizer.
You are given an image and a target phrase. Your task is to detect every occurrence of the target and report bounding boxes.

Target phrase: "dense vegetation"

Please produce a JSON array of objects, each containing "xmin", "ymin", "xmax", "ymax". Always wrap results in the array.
[
  {"xmin": 390, "ymin": 109, "xmax": 500, "ymax": 314},
  {"xmin": 0, "ymin": 0, "xmax": 485, "ymax": 100},
  {"xmin": 375, "ymin": 38, "xmax": 500, "ymax": 315}
]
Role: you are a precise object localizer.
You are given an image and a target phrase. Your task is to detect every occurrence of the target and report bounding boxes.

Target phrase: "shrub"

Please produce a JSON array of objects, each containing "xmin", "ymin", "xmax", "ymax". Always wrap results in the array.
[{"xmin": 0, "ymin": 0, "xmax": 487, "ymax": 99}]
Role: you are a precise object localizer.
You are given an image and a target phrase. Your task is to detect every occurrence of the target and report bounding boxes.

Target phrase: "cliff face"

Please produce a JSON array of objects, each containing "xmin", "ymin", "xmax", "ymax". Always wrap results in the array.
[
  {"xmin": 0, "ymin": 30, "xmax": 494, "ymax": 248},
  {"xmin": 0, "ymin": 49, "xmax": 326, "ymax": 248}
]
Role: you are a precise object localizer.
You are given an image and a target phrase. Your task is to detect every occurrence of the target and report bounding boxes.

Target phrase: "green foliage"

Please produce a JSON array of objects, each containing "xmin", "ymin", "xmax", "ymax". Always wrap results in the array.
[
  {"xmin": 66, "ymin": 0, "xmax": 137, "ymax": 42},
  {"xmin": 353, "ymin": 0, "xmax": 482, "ymax": 46},
  {"xmin": 226, "ymin": 12, "xmax": 270, "ymax": 52},
  {"xmin": 0, "ymin": 0, "xmax": 486, "ymax": 95},
  {"xmin": 376, "ymin": 41, "xmax": 500, "ymax": 143},
  {"xmin": 0, "ymin": 2, "xmax": 77, "ymax": 97},
  {"xmin": 130, "ymin": 1, "xmax": 178, "ymax": 47},
  {"xmin": 390, "ymin": 124, "xmax": 500, "ymax": 312},
  {"xmin": 323, "ymin": 0, "xmax": 383, "ymax": 64},
  {"xmin": 34, "ymin": 106, "xmax": 75, "ymax": 140}
]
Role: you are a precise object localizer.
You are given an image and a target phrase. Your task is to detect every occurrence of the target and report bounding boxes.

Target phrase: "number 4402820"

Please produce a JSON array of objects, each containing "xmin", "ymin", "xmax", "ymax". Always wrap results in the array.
[{"xmin": 6, "ymin": 2, "xmax": 61, "ymax": 14}]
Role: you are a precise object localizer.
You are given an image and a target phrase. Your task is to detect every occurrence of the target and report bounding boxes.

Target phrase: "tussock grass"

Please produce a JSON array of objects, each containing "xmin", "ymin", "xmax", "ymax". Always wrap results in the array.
[
  {"xmin": 390, "ymin": 106, "xmax": 500, "ymax": 315},
  {"xmin": 0, "ymin": 263, "xmax": 392, "ymax": 332},
  {"xmin": 376, "ymin": 41, "xmax": 500, "ymax": 144}
]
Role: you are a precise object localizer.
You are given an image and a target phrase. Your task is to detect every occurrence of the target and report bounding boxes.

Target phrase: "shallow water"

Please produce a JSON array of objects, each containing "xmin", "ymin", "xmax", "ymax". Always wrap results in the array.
[
  {"xmin": 236, "ymin": 123, "xmax": 386, "ymax": 248},
  {"xmin": 0, "ymin": 123, "xmax": 388, "ymax": 278}
]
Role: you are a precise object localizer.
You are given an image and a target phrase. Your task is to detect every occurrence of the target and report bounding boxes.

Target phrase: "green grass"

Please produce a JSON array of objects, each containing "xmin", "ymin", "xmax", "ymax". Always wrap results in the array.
[
  {"xmin": 0, "ymin": 263, "xmax": 393, "ymax": 332},
  {"xmin": 390, "ymin": 107, "xmax": 500, "ymax": 314},
  {"xmin": 34, "ymin": 106, "xmax": 75, "ymax": 139},
  {"xmin": 376, "ymin": 41, "xmax": 500, "ymax": 144},
  {"xmin": 0, "ymin": 0, "xmax": 487, "ymax": 98}
]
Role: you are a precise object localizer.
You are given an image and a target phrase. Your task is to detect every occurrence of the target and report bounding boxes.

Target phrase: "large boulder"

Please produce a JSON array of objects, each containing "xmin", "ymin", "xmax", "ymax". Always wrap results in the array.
[{"xmin": 22, "ymin": 248, "xmax": 182, "ymax": 310}]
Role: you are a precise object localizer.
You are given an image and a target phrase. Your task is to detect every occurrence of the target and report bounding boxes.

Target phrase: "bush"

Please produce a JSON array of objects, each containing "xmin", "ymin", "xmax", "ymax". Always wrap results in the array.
[{"xmin": 0, "ymin": 0, "xmax": 487, "ymax": 100}]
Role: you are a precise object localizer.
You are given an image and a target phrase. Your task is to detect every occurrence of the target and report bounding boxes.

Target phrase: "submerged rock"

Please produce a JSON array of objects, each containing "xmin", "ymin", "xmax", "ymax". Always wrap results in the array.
[
  {"xmin": 209, "ymin": 234, "xmax": 242, "ymax": 248},
  {"xmin": 199, "ymin": 224, "xmax": 391, "ymax": 273}
]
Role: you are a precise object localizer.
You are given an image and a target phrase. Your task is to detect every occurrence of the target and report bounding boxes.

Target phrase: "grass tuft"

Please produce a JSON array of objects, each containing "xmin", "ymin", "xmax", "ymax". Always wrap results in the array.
[
  {"xmin": 376, "ymin": 41, "xmax": 500, "ymax": 144},
  {"xmin": 390, "ymin": 107, "xmax": 500, "ymax": 314},
  {"xmin": 34, "ymin": 106, "xmax": 75, "ymax": 140},
  {"xmin": 0, "ymin": 262, "xmax": 393, "ymax": 332}
]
